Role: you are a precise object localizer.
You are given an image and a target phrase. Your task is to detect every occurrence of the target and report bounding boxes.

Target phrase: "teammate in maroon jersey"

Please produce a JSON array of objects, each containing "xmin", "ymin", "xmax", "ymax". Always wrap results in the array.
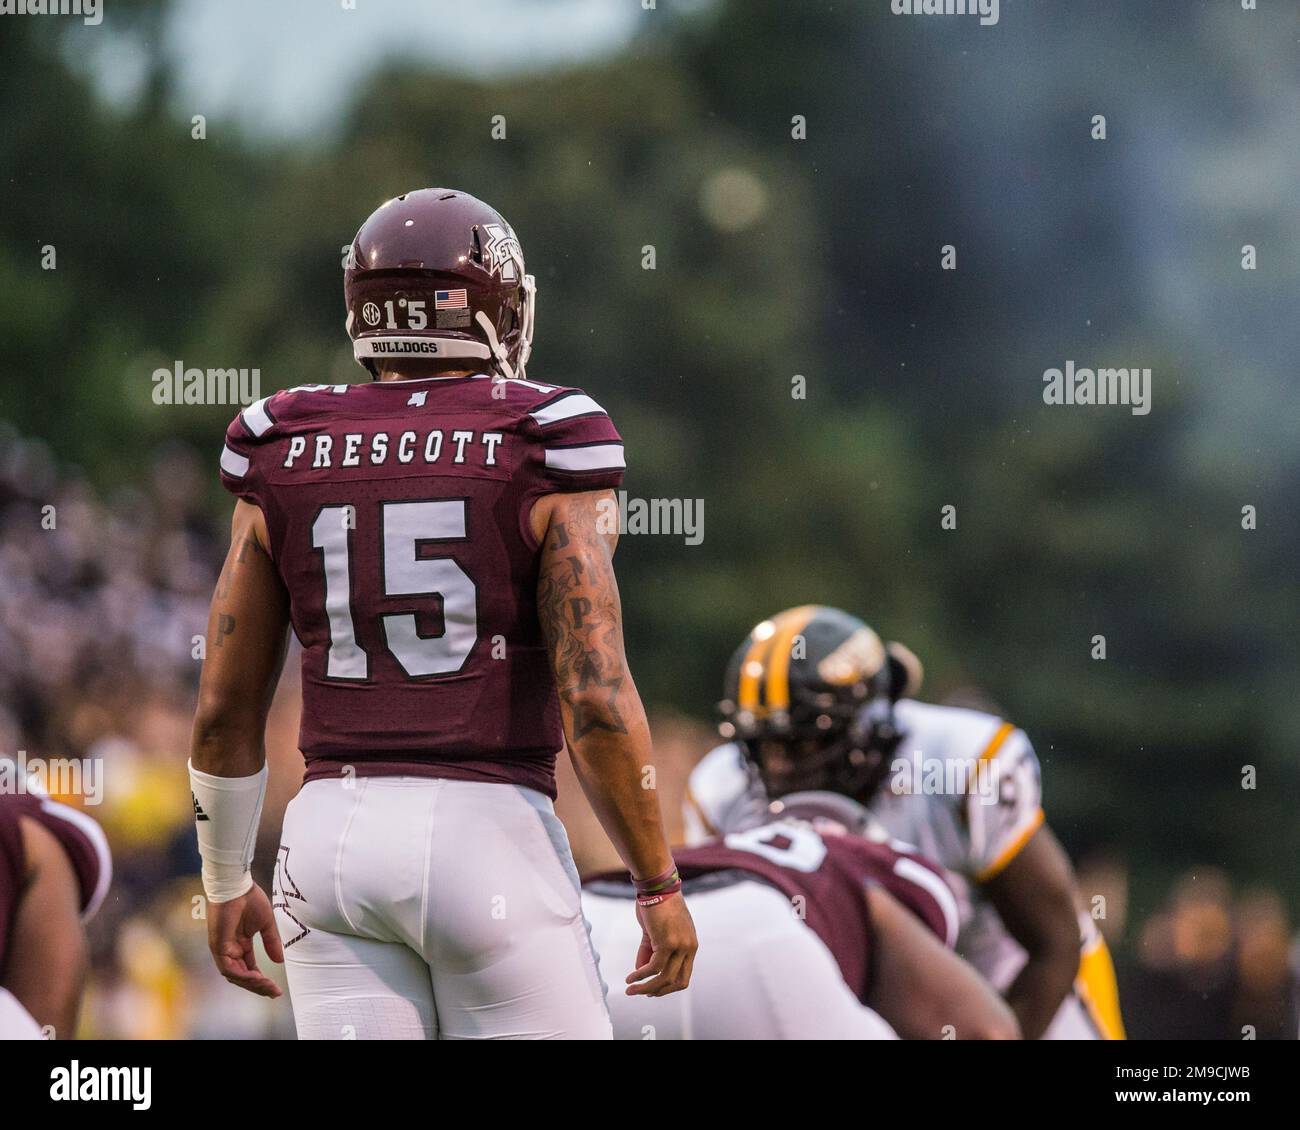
[
  {"xmin": 584, "ymin": 796, "xmax": 1018, "ymax": 1039},
  {"xmin": 0, "ymin": 791, "xmax": 112, "ymax": 1038},
  {"xmin": 190, "ymin": 189, "xmax": 696, "ymax": 1039}
]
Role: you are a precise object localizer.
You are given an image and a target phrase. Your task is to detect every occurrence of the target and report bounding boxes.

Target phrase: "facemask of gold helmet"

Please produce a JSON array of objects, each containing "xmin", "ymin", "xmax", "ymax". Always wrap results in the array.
[{"xmin": 717, "ymin": 605, "xmax": 911, "ymax": 806}]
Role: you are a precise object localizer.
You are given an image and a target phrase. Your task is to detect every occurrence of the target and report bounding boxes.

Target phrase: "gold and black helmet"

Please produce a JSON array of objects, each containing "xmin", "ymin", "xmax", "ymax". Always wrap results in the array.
[{"xmin": 718, "ymin": 605, "xmax": 903, "ymax": 804}]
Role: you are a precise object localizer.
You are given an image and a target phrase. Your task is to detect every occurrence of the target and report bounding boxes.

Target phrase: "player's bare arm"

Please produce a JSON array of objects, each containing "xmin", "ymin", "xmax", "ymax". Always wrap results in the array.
[
  {"xmin": 865, "ymin": 884, "xmax": 1020, "ymax": 1041},
  {"xmin": 533, "ymin": 487, "xmax": 697, "ymax": 997},
  {"xmin": 2, "ymin": 818, "xmax": 89, "ymax": 1037},
  {"xmin": 192, "ymin": 499, "xmax": 290, "ymax": 779},
  {"xmin": 189, "ymin": 498, "xmax": 291, "ymax": 999},
  {"xmin": 980, "ymin": 824, "xmax": 1080, "ymax": 1039}
]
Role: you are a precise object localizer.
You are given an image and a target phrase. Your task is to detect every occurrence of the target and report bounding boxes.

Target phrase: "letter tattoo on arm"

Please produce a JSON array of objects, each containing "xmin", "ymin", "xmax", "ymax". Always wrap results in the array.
[
  {"xmin": 533, "ymin": 489, "xmax": 684, "ymax": 901},
  {"xmin": 537, "ymin": 500, "xmax": 630, "ymax": 743}
]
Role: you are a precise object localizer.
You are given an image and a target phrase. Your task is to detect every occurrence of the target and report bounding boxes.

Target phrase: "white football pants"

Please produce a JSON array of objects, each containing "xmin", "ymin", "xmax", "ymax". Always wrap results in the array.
[
  {"xmin": 583, "ymin": 878, "xmax": 897, "ymax": 1040},
  {"xmin": 0, "ymin": 988, "xmax": 42, "ymax": 1039},
  {"xmin": 274, "ymin": 777, "xmax": 611, "ymax": 1039}
]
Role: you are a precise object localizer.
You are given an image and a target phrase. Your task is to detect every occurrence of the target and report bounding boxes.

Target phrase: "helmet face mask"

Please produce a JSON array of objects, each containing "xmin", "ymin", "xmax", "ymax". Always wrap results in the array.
[
  {"xmin": 719, "ymin": 606, "xmax": 905, "ymax": 808},
  {"xmin": 344, "ymin": 189, "xmax": 536, "ymax": 380},
  {"xmin": 743, "ymin": 716, "xmax": 898, "ymax": 805}
]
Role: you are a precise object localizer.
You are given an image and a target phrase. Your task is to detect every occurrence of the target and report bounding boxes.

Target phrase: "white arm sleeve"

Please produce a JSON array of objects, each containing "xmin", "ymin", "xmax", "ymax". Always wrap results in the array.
[{"xmin": 188, "ymin": 761, "xmax": 267, "ymax": 903}]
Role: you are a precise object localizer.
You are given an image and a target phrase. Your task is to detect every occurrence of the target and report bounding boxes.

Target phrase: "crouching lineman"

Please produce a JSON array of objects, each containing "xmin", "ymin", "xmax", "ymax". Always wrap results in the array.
[
  {"xmin": 584, "ymin": 805, "xmax": 1018, "ymax": 1036},
  {"xmin": 684, "ymin": 606, "xmax": 1125, "ymax": 1041},
  {"xmin": 0, "ymin": 789, "xmax": 112, "ymax": 1038}
]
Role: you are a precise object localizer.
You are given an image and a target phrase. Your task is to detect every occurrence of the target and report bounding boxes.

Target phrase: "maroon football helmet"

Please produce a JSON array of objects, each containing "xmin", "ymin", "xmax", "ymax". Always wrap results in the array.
[{"xmin": 344, "ymin": 189, "xmax": 535, "ymax": 379}]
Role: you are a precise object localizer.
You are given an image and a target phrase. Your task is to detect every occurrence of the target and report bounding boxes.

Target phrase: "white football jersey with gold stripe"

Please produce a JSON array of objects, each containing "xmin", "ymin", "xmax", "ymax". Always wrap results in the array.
[
  {"xmin": 684, "ymin": 699, "xmax": 1044, "ymax": 992},
  {"xmin": 684, "ymin": 698, "xmax": 1125, "ymax": 1039},
  {"xmin": 868, "ymin": 699, "xmax": 1044, "ymax": 989}
]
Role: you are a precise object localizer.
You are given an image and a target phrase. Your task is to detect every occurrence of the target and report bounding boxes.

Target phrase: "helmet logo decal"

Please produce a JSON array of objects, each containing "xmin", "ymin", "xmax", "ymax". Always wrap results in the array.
[
  {"xmin": 344, "ymin": 191, "xmax": 532, "ymax": 377},
  {"xmin": 817, "ymin": 628, "xmax": 885, "ymax": 686},
  {"xmin": 481, "ymin": 223, "xmax": 523, "ymax": 283}
]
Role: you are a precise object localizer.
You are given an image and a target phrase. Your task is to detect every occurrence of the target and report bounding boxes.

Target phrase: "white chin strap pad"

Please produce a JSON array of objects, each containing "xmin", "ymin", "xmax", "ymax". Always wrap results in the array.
[
  {"xmin": 475, "ymin": 310, "xmax": 516, "ymax": 380},
  {"xmin": 885, "ymin": 641, "xmax": 925, "ymax": 699},
  {"xmin": 353, "ymin": 336, "xmax": 492, "ymax": 364},
  {"xmin": 518, "ymin": 274, "xmax": 536, "ymax": 375}
]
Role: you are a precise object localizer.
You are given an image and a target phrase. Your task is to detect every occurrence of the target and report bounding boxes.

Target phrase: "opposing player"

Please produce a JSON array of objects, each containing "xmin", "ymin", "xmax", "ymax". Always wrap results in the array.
[
  {"xmin": 0, "ymin": 790, "xmax": 112, "ymax": 1038},
  {"xmin": 190, "ymin": 189, "xmax": 695, "ymax": 1039},
  {"xmin": 684, "ymin": 606, "xmax": 1125, "ymax": 1040},
  {"xmin": 584, "ymin": 794, "xmax": 1018, "ymax": 1040}
]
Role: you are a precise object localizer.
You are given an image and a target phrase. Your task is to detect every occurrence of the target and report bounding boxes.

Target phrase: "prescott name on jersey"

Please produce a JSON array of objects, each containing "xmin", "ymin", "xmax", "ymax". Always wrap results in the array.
[{"xmin": 220, "ymin": 374, "xmax": 625, "ymax": 798}]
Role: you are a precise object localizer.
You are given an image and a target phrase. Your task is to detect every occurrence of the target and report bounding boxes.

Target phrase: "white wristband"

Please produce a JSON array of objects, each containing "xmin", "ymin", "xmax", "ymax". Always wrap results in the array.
[{"xmin": 188, "ymin": 760, "xmax": 267, "ymax": 903}]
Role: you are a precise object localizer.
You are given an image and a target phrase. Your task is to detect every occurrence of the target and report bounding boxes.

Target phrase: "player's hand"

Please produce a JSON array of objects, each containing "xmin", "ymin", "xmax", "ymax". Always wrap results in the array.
[
  {"xmin": 206, "ymin": 883, "xmax": 285, "ymax": 999},
  {"xmin": 627, "ymin": 895, "xmax": 697, "ymax": 997}
]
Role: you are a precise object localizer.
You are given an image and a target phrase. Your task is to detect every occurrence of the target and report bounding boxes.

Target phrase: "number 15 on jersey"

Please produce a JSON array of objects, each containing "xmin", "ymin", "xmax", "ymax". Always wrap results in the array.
[{"xmin": 311, "ymin": 499, "xmax": 480, "ymax": 680}]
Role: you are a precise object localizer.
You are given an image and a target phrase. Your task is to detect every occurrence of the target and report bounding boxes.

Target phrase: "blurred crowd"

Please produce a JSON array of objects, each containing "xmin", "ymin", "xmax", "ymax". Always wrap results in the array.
[
  {"xmin": 0, "ymin": 423, "xmax": 1294, "ymax": 1039},
  {"xmin": 1108, "ymin": 867, "xmax": 1300, "ymax": 1041},
  {"xmin": 0, "ymin": 421, "xmax": 297, "ymax": 1038}
]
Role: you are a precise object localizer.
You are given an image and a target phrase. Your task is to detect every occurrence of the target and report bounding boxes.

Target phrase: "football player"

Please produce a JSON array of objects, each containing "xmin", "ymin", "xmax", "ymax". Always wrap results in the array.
[
  {"xmin": 190, "ymin": 189, "xmax": 696, "ymax": 1039},
  {"xmin": 583, "ymin": 792, "xmax": 1019, "ymax": 1040},
  {"xmin": 0, "ymin": 789, "xmax": 113, "ymax": 1038},
  {"xmin": 683, "ymin": 606, "xmax": 1125, "ymax": 1040}
]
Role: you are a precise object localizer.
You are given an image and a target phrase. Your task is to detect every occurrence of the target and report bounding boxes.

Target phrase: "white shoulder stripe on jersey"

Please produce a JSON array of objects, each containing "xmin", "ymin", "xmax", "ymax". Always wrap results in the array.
[
  {"xmin": 543, "ymin": 443, "xmax": 625, "ymax": 473},
  {"xmin": 38, "ymin": 799, "xmax": 113, "ymax": 923},
  {"xmin": 893, "ymin": 856, "xmax": 961, "ymax": 948},
  {"xmin": 221, "ymin": 445, "xmax": 250, "ymax": 478},
  {"xmin": 530, "ymin": 393, "xmax": 606, "ymax": 427},
  {"xmin": 241, "ymin": 396, "xmax": 275, "ymax": 437}
]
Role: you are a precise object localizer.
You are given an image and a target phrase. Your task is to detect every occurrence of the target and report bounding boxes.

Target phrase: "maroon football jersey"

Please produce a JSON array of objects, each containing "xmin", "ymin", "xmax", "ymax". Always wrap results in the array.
[
  {"xmin": 587, "ymin": 820, "xmax": 956, "ymax": 1001},
  {"xmin": 219, "ymin": 374, "xmax": 624, "ymax": 797},
  {"xmin": 0, "ymin": 794, "xmax": 112, "ymax": 974}
]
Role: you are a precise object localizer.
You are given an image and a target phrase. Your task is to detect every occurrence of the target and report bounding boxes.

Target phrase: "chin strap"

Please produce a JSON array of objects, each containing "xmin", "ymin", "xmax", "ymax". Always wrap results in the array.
[
  {"xmin": 475, "ymin": 310, "xmax": 516, "ymax": 380},
  {"xmin": 885, "ymin": 640, "xmax": 924, "ymax": 699},
  {"xmin": 518, "ymin": 273, "xmax": 536, "ymax": 376},
  {"xmin": 474, "ymin": 274, "xmax": 537, "ymax": 381}
]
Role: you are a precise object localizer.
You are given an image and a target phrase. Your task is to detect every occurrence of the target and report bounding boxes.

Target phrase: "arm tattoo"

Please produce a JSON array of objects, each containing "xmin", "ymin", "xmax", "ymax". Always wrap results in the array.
[
  {"xmin": 215, "ymin": 535, "xmax": 265, "ymax": 601},
  {"xmin": 537, "ymin": 503, "xmax": 629, "ymax": 741},
  {"xmin": 212, "ymin": 613, "xmax": 236, "ymax": 648}
]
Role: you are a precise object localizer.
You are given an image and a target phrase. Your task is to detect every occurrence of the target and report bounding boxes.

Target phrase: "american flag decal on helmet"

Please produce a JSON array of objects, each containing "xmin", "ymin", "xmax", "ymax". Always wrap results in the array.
[{"xmin": 435, "ymin": 288, "xmax": 468, "ymax": 309}]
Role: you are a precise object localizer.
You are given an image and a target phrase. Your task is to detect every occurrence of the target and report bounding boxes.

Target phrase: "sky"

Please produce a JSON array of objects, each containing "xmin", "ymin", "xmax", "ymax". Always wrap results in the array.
[
  {"xmin": 71, "ymin": 0, "xmax": 646, "ymax": 139},
  {"xmin": 60, "ymin": 0, "xmax": 1299, "ymax": 459}
]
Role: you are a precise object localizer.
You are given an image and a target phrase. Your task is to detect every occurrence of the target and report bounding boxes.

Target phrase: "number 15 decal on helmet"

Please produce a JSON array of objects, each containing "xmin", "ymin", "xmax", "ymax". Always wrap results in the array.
[{"xmin": 344, "ymin": 189, "xmax": 536, "ymax": 380}]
